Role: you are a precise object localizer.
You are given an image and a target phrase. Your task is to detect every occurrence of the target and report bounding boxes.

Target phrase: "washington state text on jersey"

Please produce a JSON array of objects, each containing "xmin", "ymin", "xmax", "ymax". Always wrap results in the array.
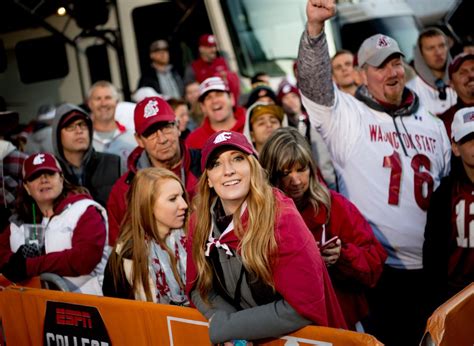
[{"xmin": 369, "ymin": 124, "xmax": 438, "ymax": 154}]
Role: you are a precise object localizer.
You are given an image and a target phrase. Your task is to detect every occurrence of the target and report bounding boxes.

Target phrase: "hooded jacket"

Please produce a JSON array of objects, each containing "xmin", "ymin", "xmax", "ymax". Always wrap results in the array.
[
  {"xmin": 52, "ymin": 104, "xmax": 121, "ymax": 207},
  {"xmin": 106, "ymin": 142, "xmax": 201, "ymax": 246},
  {"xmin": 242, "ymin": 102, "xmax": 288, "ymax": 152},
  {"xmin": 406, "ymin": 40, "xmax": 457, "ymax": 115}
]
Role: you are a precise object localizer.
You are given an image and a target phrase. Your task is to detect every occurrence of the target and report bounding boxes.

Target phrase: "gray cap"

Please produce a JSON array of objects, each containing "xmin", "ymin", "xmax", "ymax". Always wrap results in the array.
[
  {"xmin": 149, "ymin": 39, "xmax": 169, "ymax": 52},
  {"xmin": 357, "ymin": 34, "xmax": 405, "ymax": 67}
]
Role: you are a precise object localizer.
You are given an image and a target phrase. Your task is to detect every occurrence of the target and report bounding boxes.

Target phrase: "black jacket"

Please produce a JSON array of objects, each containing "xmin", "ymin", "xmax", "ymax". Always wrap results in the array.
[{"xmin": 137, "ymin": 65, "xmax": 184, "ymax": 97}]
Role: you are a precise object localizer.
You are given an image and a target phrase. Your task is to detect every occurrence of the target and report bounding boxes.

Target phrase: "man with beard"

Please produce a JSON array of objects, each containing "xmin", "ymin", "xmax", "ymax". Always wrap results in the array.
[
  {"xmin": 439, "ymin": 53, "xmax": 474, "ymax": 139},
  {"xmin": 407, "ymin": 28, "xmax": 457, "ymax": 115},
  {"xmin": 297, "ymin": 1, "xmax": 451, "ymax": 345}
]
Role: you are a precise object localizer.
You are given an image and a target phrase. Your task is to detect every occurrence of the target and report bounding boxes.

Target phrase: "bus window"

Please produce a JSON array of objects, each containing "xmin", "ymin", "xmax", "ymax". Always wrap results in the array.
[{"xmin": 220, "ymin": 0, "xmax": 306, "ymax": 78}]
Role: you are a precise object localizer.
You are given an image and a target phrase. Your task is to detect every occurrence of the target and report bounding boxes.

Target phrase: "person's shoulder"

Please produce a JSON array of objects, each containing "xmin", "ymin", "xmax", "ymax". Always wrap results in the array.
[
  {"xmin": 94, "ymin": 151, "xmax": 121, "ymax": 163},
  {"xmin": 185, "ymin": 127, "xmax": 207, "ymax": 148}
]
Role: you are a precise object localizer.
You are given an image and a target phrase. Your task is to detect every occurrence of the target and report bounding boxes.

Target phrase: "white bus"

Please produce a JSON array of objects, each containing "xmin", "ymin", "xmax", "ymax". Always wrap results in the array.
[{"xmin": 0, "ymin": 0, "xmax": 426, "ymax": 122}]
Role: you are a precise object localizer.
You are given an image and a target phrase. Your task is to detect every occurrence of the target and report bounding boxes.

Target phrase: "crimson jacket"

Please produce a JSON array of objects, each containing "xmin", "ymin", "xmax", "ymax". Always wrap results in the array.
[
  {"xmin": 0, "ymin": 193, "xmax": 106, "ymax": 278},
  {"xmin": 299, "ymin": 191, "xmax": 387, "ymax": 329},
  {"xmin": 186, "ymin": 189, "xmax": 346, "ymax": 342},
  {"xmin": 185, "ymin": 106, "xmax": 246, "ymax": 150},
  {"xmin": 106, "ymin": 142, "xmax": 201, "ymax": 245}
]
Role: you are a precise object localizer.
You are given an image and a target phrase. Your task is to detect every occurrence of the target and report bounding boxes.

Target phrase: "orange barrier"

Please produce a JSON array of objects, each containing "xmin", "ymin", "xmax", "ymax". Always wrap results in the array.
[
  {"xmin": 0, "ymin": 286, "xmax": 383, "ymax": 345},
  {"xmin": 421, "ymin": 283, "xmax": 474, "ymax": 346}
]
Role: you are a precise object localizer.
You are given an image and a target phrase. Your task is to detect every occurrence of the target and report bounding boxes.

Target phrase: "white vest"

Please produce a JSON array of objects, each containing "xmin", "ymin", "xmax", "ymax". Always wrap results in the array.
[{"xmin": 10, "ymin": 199, "xmax": 111, "ymax": 295}]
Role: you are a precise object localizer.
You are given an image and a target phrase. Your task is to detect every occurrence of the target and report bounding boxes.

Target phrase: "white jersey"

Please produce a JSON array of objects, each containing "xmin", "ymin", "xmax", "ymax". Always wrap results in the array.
[
  {"xmin": 302, "ymin": 88, "xmax": 451, "ymax": 269},
  {"xmin": 406, "ymin": 76, "xmax": 457, "ymax": 116}
]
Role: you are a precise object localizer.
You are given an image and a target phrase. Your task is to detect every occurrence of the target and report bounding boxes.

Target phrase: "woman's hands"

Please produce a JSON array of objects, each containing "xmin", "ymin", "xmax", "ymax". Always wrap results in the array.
[
  {"xmin": 320, "ymin": 238, "xmax": 341, "ymax": 267},
  {"xmin": 1, "ymin": 246, "xmax": 27, "ymax": 282}
]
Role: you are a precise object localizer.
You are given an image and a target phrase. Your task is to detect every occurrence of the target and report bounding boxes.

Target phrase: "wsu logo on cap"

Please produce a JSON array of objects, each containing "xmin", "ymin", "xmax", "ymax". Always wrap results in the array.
[
  {"xmin": 144, "ymin": 99, "xmax": 159, "ymax": 118},
  {"xmin": 376, "ymin": 36, "xmax": 390, "ymax": 49},
  {"xmin": 33, "ymin": 153, "xmax": 46, "ymax": 165},
  {"xmin": 463, "ymin": 111, "xmax": 474, "ymax": 123},
  {"xmin": 214, "ymin": 131, "xmax": 232, "ymax": 144}
]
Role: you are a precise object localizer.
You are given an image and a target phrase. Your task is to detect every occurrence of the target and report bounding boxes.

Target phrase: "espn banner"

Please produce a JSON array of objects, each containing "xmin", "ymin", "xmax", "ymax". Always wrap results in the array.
[{"xmin": 0, "ymin": 286, "xmax": 382, "ymax": 345}]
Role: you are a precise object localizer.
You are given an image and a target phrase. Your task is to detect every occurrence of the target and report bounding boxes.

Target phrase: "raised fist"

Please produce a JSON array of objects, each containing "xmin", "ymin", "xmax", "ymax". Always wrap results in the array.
[{"xmin": 306, "ymin": 0, "xmax": 336, "ymax": 36}]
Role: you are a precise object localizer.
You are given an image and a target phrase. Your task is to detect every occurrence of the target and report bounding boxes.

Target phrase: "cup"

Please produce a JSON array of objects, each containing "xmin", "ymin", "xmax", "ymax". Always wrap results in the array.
[{"xmin": 24, "ymin": 224, "xmax": 45, "ymax": 249}]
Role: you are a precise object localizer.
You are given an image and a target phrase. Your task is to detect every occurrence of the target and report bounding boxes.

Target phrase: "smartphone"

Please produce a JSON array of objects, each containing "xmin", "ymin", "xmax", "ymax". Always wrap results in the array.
[{"xmin": 320, "ymin": 236, "xmax": 339, "ymax": 250}]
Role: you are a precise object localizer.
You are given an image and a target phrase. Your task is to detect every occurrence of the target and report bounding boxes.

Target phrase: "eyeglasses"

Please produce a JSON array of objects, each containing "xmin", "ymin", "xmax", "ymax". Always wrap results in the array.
[
  {"xmin": 63, "ymin": 121, "xmax": 88, "ymax": 132},
  {"xmin": 143, "ymin": 122, "xmax": 177, "ymax": 139}
]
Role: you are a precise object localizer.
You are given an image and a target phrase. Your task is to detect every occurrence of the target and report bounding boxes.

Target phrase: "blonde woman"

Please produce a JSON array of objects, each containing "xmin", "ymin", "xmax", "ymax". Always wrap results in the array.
[
  {"xmin": 259, "ymin": 127, "xmax": 387, "ymax": 330},
  {"xmin": 102, "ymin": 167, "xmax": 189, "ymax": 305},
  {"xmin": 186, "ymin": 131, "xmax": 346, "ymax": 345}
]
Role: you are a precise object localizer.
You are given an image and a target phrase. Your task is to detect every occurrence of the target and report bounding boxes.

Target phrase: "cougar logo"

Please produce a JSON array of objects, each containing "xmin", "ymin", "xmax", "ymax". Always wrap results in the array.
[
  {"xmin": 144, "ymin": 100, "xmax": 159, "ymax": 118},
  {"xmin": 463, "ymin": 111, "xmax": 474, "ymax": 123},
  {"xmin": 376, "ymin": 36, "xmax": 390, "ymax": 48},
  {"xmin": 214, "ymin": 132, "xmax": 232, "ymax": 144},
  {"xmin": 33, "ymin": 154, "xmax": 46, "ymax": 165}
]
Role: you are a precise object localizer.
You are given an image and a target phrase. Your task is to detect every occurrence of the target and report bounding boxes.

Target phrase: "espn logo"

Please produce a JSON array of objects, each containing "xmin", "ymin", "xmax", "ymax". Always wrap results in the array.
[{"xmin": 56, "ymin": 308, "xmax": 92, "ymax": 328}]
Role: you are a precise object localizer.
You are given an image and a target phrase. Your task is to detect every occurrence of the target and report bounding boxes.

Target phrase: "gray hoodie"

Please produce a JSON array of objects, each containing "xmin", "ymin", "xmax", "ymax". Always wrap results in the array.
[{"xmin": 51, "ymin": 103, "xmax": 121, "ymax": 207}]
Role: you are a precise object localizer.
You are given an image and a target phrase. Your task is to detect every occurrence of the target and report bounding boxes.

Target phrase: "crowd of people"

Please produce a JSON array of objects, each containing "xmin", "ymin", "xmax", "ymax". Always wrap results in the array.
[{"xmin": 0, "ymin": 0, "xmax": 473, "ymax": 345}]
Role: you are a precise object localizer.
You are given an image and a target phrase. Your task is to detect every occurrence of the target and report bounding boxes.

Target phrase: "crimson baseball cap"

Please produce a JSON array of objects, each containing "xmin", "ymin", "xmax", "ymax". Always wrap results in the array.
[
  {"xmin": 451, "ymin": 107, "xmax": 474, "ymax": 142},
  {"xmin": 357, "ymin": 34, "xmax": 404, "ymax": 67},
  {"xmin": 201, "ymin": 131, "xmax": 257, "ymax": 170},
  {"xmin": 449, "ymin": 52, "xmax": 474, "ymax": 78},
  {"xmin": 277, "ymin": 83, "xmax": 299, "ymax": 103},
  {"xmin": 134, "ymin": 96, "xmax": 176, "ymax": 136},
  {"xmin": 198, "ymin": 77, "xmax": 230, "ymax": 102},
  {"xmin": 199, "ymin": 34, "xmax": 217, "ymax": 47},
  {"xmin": 23, "ymin": 152, "xmax": 62, "ymax": 181}
]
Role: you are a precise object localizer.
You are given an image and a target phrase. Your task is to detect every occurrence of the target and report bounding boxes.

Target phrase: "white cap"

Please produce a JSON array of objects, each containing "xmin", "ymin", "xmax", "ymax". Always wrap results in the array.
[
  {"xmin": 198, "ymin": 77, "xmax": 229, "ymax": 101},
  {"xmin": 451, "ymin": 107, "xmax": 474, "ymax": 142}
]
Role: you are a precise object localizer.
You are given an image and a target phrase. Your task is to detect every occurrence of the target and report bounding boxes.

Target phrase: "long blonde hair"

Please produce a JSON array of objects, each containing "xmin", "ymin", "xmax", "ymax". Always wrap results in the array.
[
  {"xmin": 259, "ymin": 127, "xmax": 331, "ymax": 219},
  {"xmin": 108, "ymin": 167, "xmax": 189, "ymax": 301},
  {"xmin": 192, "ymin": 154, "xmax": 278, "ymax": 301}
]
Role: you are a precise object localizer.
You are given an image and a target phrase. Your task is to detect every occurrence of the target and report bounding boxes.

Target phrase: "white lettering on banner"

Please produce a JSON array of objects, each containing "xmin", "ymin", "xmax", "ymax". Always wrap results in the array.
[
  {"xmin": 368, "ymin": 124, "xmax": 437, "ymax": 154},
  {"xmin": 45, "ymin": 333, "xmax": 109, "ymax": 346}
]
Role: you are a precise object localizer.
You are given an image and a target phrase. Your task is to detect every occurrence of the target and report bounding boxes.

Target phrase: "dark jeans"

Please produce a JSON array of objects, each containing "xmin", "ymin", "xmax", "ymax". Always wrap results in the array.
[{"xmin": 363, "ymin": 265, "xmax": 429, "ymax": 346}]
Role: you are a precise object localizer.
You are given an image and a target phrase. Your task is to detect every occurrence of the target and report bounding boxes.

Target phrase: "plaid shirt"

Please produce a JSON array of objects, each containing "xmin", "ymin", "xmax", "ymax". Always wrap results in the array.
[{"xmin": 1, "ymin": 148, "xmax": 27, "ymax": 208}]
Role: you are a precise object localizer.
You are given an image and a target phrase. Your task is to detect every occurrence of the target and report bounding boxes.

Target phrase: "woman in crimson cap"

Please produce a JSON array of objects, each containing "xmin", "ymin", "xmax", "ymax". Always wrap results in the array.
[
  {"xmin": 186, "ymin": 131, "xmax": 346, "ymax": 344},
  {"xmin": 0, "ymin": 152, "xmax": 110, "ymax": 295}
]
